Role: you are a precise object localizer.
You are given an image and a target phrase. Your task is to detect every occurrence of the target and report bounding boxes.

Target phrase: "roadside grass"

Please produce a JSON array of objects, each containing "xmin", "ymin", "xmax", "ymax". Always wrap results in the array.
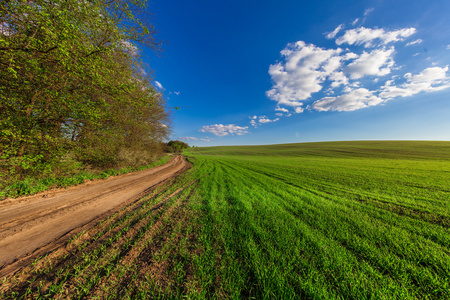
[
  {"xmin": 1, "ymin": 141, "xmax": 449, "ymax": 299},
  {"xmin": 0, "ymin": 155, "xmax": 170, "ymax": 200}
]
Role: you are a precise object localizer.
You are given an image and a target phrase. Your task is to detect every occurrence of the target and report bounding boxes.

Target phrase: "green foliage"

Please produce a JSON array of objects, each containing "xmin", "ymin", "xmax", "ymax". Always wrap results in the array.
[
  {"xmin": 166, "ymin": 140, "xmax": 190, "ymax": 153},
  {"xmin": 0, "ymin": 0, "xmax": 170, "ymax": 190}
]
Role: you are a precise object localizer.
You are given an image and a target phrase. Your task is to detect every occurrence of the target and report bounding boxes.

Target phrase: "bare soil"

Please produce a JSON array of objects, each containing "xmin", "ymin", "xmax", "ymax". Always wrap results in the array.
[{"xmin": 0, "ymin": 155, "xmax": 189, "ymax": 278}]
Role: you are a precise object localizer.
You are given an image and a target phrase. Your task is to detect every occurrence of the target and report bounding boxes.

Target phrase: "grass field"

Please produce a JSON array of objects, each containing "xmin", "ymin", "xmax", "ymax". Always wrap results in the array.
[{"xmin": 2, "ymin": 141, "xmax": 450, "ymax": 299}]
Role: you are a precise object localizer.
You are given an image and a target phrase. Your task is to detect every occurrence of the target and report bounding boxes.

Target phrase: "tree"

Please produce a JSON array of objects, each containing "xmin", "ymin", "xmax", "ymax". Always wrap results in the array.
[
  {"xmin": 0, "ymin": 0, "xmax": 169, "ymax": 180},
  {"xmin": 166, "ymin": 140, "xmax": 190, "ymax": 153}
]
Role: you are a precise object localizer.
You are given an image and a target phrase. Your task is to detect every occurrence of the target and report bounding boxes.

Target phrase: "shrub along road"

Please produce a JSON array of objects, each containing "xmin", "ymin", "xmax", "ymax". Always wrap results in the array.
[{"xmin": 0, "ymin": 156, "xmax": 189, "ymax": 277}]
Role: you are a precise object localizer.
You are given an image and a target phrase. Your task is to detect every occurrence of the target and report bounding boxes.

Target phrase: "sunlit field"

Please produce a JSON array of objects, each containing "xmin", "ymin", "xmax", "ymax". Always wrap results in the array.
[{"xmin": 3, "ymin": 141, "xmax": 450, "ymax": 299}]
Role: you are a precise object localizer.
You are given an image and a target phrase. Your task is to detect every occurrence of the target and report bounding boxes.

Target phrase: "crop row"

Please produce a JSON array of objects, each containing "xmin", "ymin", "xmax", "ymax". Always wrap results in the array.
[{"xmin": 3, "ymin": 142, "xmax": 450, "ymax": 299}]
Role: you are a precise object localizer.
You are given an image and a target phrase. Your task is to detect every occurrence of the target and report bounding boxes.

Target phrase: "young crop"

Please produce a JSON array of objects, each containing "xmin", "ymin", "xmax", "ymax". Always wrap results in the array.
[{"xmin": 2, "ymin": 141, "xmax": 449, "ymax": 299}]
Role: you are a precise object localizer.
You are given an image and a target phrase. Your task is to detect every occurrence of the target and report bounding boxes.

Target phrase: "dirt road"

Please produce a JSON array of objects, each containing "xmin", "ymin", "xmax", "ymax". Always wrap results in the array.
[{"xmin": 0, "ymin": 155, "xmax": 189, "ymax": 277}]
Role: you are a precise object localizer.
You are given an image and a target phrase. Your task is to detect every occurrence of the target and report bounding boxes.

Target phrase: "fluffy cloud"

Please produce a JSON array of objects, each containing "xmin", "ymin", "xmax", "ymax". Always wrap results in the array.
[
  {"xmin": 380, "ymin": 66, "xmax": 450, "ymax": 99},
  {"xmin": 154, "ymin": 81, "xmax": 164, "ymax": 90},
  {"xmin": 294, "ymin": 107, "xmax": 304, "ymax": 113},
  {"xmin": 250, "ymin": 115, "xmax": 279, "ymax": 127},
  {"xmin": 266, "ymin": 41, "xmax": 343, "ymax": 107},
  {"xmin": 259, "ymin": 116, "xmax": 279, "ymax": 123},
  {"xmin": 265, "ymin": 21, "xmax": 450, "ymax": 117},
  {"xmin": 345, "ymin": 47, "xmax": 395, "ymax": 79},
  {"xmin": 336, "ymin": 27, "xmax": 416, "ymax": 48},
  {"xmin": 275, "ymin": 106, "xmax": 289, "ymax": 113},
  {"xmin": 329, "ymin": 70, "xmax": 350, "ymax": 87},
  {"xmin": 312, "ymin": 88, "xmax": 384, "ymax": 111},
  {"xmin": 199, "ymin": 124, "xmax": 249, "ymax": 136},
  {"xmin": 311, "ymin": 66, "xmax": 450, "ymax": 112},
  {"xmin": 266, "ymin": 39, "xmax": 398, "ymax": 110}
]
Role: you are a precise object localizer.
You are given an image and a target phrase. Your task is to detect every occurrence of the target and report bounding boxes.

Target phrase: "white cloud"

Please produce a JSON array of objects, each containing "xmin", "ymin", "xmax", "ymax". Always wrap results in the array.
[
  {"xmin": 275, "ymin": 106, "xmax": 289, "ymax": 113},
  {"xmin": 413, "ymin": 53, "xmax": 420, "ymax": 56},
  {"xmin": 120, "ymin": 40, "xmax": 138, "ymax": 56},
  {"xmin": 174, "ymin": 91, "xmax": 180, "ymax": 95},
  {"xmin": 352, "ymin": 18, "xmax": 359, "ymax": 26},
  {"xmin": 380, "ymin": 66, "xmax": 450, "ymax": 99},
  {"xmin": 326, "ymin": 24, "xmax": 344, "ymax": 39},
  {"xmin": 266, "ymin": 36, "xmax": 402, "ymax": 112},
  {"xmin": 446, "ymin": 45, "xmax": 450, "ymax": 50},
  {"xmin": 294, "ymin": 107, "xmax": 304, "ymax": 113},
  {"xmin": 266, "ymin": 22, "xmax": 449, "ymax": 116},
  {"xmin": 259, "ymin": 116, "xmax": 279, "ymax": 124},
  {"xmin": 266, "ymin": 41, "xmax": 343, "ymax": 107},
  {"xmin": 336, "ymin": 27, "xmax": 416, "ymax": 48},
  {"xmin": 154, "ymin": 81, "xmax": 164, "ymax": 90},
  {"xmin": 199, "ymin": 124, "xmax": 249, "ymax": 136},
  {"xmin": 406, "ymin": 39, "xmax": 422, "ymax": 46},
  {"xmin": 312, "ymin": 88, "xmax": 384, "ymax": 111},
  {"xmin": 329, "ymin": 71, "xmax": 350, "ymax": 88},
  {"xmin": 345, "ymin": 47, "xmax": 395, "ymax": 79},
  {"xmin": 250, "ymin": 115, "xmax": 280, "ymax": 127}
]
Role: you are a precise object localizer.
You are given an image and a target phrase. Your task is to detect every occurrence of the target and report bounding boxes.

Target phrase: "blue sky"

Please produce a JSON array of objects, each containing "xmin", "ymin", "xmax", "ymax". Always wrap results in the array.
[{"xmin": 142, "ymin": 0, "xmax": 450, "ymax": 146}]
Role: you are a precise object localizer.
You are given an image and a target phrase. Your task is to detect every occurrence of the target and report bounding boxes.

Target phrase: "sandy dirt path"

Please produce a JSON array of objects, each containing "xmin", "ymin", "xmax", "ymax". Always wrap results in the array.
[{"xmin": 0, "ymin": 155, "xmax": 188, "ymax": 277}]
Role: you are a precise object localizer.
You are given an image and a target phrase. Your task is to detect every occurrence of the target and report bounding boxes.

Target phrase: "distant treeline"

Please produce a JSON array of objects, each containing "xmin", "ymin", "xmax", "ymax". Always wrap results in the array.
[
  {"xmin": 164, "ymin": 140, "xmax": 190, "ymax": 153},
  {"xmin": 0, "ymin": 0, "xmax": 170, "ymax": 187}
]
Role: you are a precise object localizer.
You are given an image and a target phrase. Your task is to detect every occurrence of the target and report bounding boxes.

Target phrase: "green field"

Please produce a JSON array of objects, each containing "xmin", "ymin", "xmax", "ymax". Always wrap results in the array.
[{"xmin": 2, "ymin": 141, "xmax": 450, "ymax": 299}]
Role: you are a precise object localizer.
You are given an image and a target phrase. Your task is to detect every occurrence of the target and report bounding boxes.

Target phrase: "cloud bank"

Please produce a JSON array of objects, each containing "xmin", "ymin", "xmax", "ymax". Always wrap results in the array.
[
  {"xmin": 198, "ymin": 12, "xmax": 450, "ymax": 141},
  {"xmin": 267, "ymin": 21, "xmax": 450, "ymax": 113}
]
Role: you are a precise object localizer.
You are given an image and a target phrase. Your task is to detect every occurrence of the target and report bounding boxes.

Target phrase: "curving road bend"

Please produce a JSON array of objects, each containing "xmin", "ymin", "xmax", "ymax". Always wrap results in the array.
[{"xmin": 0, "ymin": 155, "xmax": 188, "ymax": 277}]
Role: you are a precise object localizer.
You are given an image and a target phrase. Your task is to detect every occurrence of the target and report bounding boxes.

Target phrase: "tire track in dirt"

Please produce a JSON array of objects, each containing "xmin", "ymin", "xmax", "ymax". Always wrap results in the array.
[
  {"xmin": 0, "ymin": 172, "xmax": 197, "ymax": 297},
  {"xmin": 0, "ymin": 155, "xmax": 189, "ymax": 278},
  {"xmin": 88, "ymin": 184, "xmax": 197, "ymax": 298}
]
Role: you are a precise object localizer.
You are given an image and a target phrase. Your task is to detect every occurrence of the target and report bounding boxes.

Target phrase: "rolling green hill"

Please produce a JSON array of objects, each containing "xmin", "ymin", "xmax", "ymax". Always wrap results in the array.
[
  {"xmin": 3, "ymin": 141, "xmax": 450, "ymax": 299},
  {"xmin": 183, "ymin": 141, "xmax": 450, "ymax": 299}
]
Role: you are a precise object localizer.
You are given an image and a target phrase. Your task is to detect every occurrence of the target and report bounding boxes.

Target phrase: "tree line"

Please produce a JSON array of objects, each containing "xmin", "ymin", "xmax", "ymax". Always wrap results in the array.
[
  {"xmin": 0, "ymin": 0, "xmax": 170, "ymax": 186},
  {"xmin": 165, "ymin": 140, "xmax": 190, "ymax": 153}
]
